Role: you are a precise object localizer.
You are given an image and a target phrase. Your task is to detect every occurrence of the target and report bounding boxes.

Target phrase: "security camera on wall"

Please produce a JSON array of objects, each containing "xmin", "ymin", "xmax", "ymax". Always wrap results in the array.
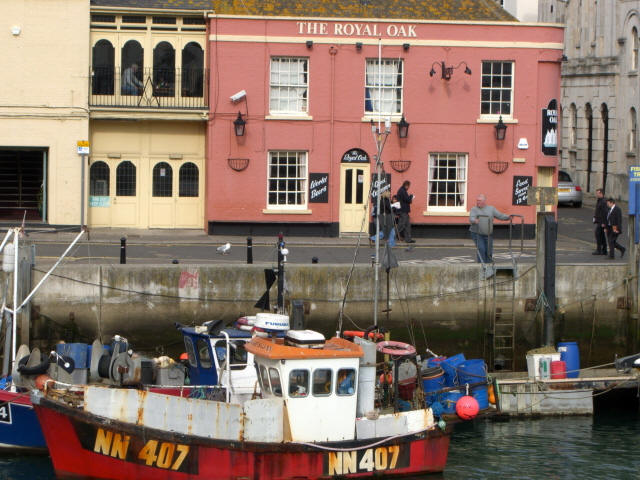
[{"xmin": 230, "ymin": 90, "xmax": 246, "ymax": 103}]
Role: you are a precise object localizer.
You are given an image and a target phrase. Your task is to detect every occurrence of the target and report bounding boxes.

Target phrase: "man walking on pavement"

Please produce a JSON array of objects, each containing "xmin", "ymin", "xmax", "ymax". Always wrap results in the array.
[
  {"xmin": 469, "ymin": 193, "xmax": 510, "ymax": 264},
  {"xmin": 396, "ymin": 180, "xmax": 415, "ymax": 243},
  {"xmin": 593, "ymin": 188, "xmax": 608, "ymax": 255},
  {"xmin": 605, "ymin": 197, "xmax": 625, "ymax": 259}
]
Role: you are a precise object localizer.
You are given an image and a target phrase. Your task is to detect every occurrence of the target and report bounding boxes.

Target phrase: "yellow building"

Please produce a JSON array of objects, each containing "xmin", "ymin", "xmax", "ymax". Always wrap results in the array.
[
  {"xmin": 88, "ymin": 0, "xmax": 210, "ymax": 229},
  {"xmin": 1, "ymin": 0, "xmax": 90, "ymax": 225}
]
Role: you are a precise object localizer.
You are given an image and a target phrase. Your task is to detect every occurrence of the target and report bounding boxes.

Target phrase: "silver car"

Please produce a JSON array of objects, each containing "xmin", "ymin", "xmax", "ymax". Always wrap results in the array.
[{"xmin": 557, "ymin": 170, "xmax": 583, "ymax": 207}]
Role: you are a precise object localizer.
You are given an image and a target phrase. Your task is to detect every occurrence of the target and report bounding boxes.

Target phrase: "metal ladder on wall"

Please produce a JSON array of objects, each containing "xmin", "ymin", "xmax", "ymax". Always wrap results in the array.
[{"xmin": 489, "ymin": 215, "xmax": 524, "ymax": 372}]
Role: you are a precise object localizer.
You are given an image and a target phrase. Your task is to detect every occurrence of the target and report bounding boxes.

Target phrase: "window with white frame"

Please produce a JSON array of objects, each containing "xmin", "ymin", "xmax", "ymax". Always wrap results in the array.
[
  {"xmin": 629, "ymin": 108, "xmax": 637, "ymax": 153},
  {"xmin": 481, "ymin": 61, "xmax": 513, "ymax": 117},
  {"xmin": 365, "ymin": 59, "xmax": 403, "ymax": 116},
  {"xmin": 270, "ymin": 57, "xmax": 308, "ymax": 114},
  {"xmin": 428, "ymin": 153, "xmax": 467, "ymax": 209},
  {"xmin": 267, "ymin": 151, "xmax": 308, "ymax": 209},
  {"xmin": 631, "ymin": 27, "xmax": 639, "ymax": 71}
]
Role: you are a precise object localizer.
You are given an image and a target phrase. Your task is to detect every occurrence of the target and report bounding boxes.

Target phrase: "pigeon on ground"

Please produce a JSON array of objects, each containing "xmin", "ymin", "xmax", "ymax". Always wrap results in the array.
[{"xmin": 217, "ymin": 242, "xmax": 231, "ymax": 254}]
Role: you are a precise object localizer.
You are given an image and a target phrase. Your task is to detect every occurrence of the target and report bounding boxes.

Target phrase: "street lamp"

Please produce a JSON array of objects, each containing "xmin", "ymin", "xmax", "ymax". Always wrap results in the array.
[
  {"xmin": 233, "ymin": 112, "xmax": 246, "ymax": 137},
  {"xmin": 397, "ymin": 116, "xmax": 410, "ymax": 139},
  {"xmin": 495, "ymin": 115, "xmax": 507, "ymax": 141}
]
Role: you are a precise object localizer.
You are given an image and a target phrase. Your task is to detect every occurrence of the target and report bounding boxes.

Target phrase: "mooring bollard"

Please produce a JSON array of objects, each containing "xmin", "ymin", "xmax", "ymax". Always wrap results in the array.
[
  {"xmin": 247, "ymin": 237, "xmax": 253, "ymax": 264},
  {"xmin": 312, "ymin": 256, "xmax": 318, "ymax": 264},
  {"xmin": 120, "ymin": 237, "xmax": 126, "ymax": 264}
]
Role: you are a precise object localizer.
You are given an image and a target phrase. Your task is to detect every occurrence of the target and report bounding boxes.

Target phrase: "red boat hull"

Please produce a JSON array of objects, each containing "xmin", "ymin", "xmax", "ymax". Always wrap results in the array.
[{"xmin": 34, "ymin": 396, "xmax": 450, "ymax": 479}]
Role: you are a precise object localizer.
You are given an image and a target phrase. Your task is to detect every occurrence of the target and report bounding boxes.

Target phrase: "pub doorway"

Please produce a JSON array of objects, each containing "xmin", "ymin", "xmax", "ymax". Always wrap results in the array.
[{"xmin": 0, "ymin": 149, "xmax": 46, "ymax": 222}]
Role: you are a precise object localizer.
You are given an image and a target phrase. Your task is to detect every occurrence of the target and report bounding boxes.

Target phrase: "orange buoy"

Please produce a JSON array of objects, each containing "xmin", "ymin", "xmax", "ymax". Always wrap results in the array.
[
  {"xmin": 456, "ymin": 395, "xmax": 479, "ymax": 420},
  {"xmin": 35, "ymin": 374, "xmax": 52, "ymax": 391},
  {"xmin": 488, "ymin": 383, "xmax": 496, "ymax": 405}
]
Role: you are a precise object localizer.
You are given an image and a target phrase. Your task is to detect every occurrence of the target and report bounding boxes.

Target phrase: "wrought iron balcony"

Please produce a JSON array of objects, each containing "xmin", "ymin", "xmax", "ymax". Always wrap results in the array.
[{"xmin": 90, "ymin": 67, "xmax": 208, "ymax": 109}]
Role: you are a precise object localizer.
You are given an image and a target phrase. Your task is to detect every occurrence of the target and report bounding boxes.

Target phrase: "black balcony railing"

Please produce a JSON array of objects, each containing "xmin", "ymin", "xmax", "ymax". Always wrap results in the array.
[{"xmin": 90, "ymin": 67, "xmax": 208, "ymax": 109}]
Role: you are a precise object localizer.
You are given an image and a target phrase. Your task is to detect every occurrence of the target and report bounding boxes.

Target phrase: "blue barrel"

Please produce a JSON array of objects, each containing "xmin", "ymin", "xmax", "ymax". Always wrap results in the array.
[
  {"xmin": 56, "ymin": 343, "xmax": 89, "ymax": 369},
  {"xmin": 427, "ymin": 356, "xmax": 447, "ymax": 368},
  {"xmin": 557, "ymin": 342, "xmax": 580, "ymax": 378},
  {"xmin": 470, "ymin": 385, "xmax": 489, "ymax": 410},
  {"xmin": 457, "ymin": 359, "xmax": 488, "ymax": 385},
  {"xmin": 440, "ymin": 389, "xmax": 463, "ymax": 414},
  {"xmin": 421, "ymin": 367, "xmax": 445, "ymax": 405},
  {"xmin": 441, "ymin": 353, "xmax": 466, "ymax": 387}
]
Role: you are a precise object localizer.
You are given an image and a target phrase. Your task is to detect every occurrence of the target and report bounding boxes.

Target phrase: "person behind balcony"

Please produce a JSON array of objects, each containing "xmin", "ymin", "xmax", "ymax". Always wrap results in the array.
[
  {"xmin": 469, "ymin": 193, "xmax": 510, "ymax": 264},
  {"xmin": 122, "ymin": 63, "xmax": 143, "ymax": 95}
]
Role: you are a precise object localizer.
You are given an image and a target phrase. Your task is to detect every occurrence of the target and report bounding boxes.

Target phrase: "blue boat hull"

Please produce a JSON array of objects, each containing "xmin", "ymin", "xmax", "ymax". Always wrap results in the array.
[{"xmin": 0, "ymin": 389, "xmax": 47, "ymax": 453}]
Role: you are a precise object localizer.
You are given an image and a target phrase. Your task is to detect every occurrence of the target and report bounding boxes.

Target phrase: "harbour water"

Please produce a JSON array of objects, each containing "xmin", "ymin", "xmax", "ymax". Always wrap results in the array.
[{"xmin": 1, "ymin": 410, "xmax": 639, "ymax": 479}]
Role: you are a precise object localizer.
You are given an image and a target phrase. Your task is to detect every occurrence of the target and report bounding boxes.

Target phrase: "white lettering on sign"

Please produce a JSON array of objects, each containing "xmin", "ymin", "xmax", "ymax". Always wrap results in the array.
[
  {"xmin": 296, "ymin": 21, "xmax": 416, "ymax": 38},
  {"xmin": 310, "ymin": 185, "xmax": 327, "ymax": 199},
  {"xmin": 310, "ymin": 176, "xmax": 328, "ymax": 189}
]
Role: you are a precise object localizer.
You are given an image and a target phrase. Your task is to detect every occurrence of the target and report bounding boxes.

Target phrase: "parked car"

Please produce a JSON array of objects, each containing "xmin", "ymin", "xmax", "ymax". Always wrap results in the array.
[{"xmin": 558, "ymin": 170, "xmax": 583, "ymax": 207}]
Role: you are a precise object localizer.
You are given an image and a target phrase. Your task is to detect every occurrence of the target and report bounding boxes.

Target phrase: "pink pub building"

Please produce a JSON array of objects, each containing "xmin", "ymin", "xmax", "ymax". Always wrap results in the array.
[{"xmin": 206, "ymin": 3, "xmax": 563, "ymax": 239}]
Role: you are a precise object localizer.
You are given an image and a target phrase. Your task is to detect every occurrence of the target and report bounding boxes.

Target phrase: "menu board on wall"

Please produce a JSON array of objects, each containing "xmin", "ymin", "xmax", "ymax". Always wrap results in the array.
[
  {"xmin": 309, "ymin": 173, "xmax": 329, "ymax": 203},
  {"xmin": 512, "ymin": 176, "xmax": 532, "ymax": 206}
]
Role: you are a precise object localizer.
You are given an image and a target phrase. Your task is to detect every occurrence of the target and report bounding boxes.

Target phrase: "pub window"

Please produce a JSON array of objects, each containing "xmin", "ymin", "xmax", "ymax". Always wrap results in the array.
[
  {"xmin": 182, "ymin": 42, "xmax": 204, "ymax": 97},
  {"xmin": 270, "ymin": 57, "xmax": 308, "ymax": 114},
  {"xmin": 152, "ymin": 162, "xmax": 172, "ymax": 197},
  {"xmin": 267, "ymin": 151, "xmax": 307, "ymax": 209},
  {"xmin": 89, "ymin": 161, "xmax": 110, "ymax": 196},
  {"xmin": 480, "ymin": 61, "xmax": 513, "ymax": 117},
  {"xmin": 153, "ymin": 41, "xmax": 175, "ymax": 97},
  {"xmin": 365, "ymin": 59, "xmax": 403, "ymax": 116},
  {"xmin": 92, "ymin": 40, "xmax": 114, "ymax": 95},
  {"xmin": 428, "ymin": 153, "xmax": 467, "ymax": 210},
  {"xmin": 115, "ymin": 161, "xmax": 136, "ymax": 196},
  {"xmin": 121, "ymin": 40, "xmax": 144, "ymax": 96},
  {"xmin": 179, "ymin": 162, "xmax": 199, "ymax": 197}
]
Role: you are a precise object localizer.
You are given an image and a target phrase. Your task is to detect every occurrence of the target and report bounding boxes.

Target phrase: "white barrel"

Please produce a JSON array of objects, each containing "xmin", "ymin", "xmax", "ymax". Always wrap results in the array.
[
  {"xmin": 2, "ymin": 243, "xmax": 14, "ymax": 272},
  {"xmin": 355, "ymin": 337, "xmax": 376, "ymax": 417}
]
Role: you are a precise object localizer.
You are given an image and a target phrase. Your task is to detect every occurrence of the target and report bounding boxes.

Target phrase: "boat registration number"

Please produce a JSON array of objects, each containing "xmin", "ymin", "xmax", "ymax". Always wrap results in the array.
[
  {"xmin": 325, "ymin": 445, "xmax": 409, "ymax": 475},
  {"xmin": 73, "ymin": 422, "xmax": 198, "ymax": 474}
]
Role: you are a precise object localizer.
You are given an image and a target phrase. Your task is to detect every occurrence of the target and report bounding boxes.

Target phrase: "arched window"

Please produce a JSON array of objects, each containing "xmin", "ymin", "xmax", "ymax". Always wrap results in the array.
[
  {"xmin": 153, "ymin": 162, "xmax": 173, "ymax": 197},
  {"xmin": 179, "ymin": 163, "xmax": 199, "ymax": 197},
  {"xmin": 153, "ymin": 41, "xmax": 175, "ymax": 97},
  {"xmin": 632, "ymin": 27, "xmax": 639, "ymax": 71},
  {"xmin": 89, "ymin": 162, "xmax": 110, "ymax": 196},
  {"xmin": 121, "ymin": 40, "xmax": 144, "ymax": 96},
  {"xmin": 116, "ymin": 161, "xmax": 136, "ymax": 196},
  {"xmin": 92, "ymin": 40, "xmax": 114, "ymax": 95},
  {"xmin": 569, "ymin": 103, "xmax": 577, "ymax": 146},
  {"xmin": 632, "ymin": 107, "xmax": 638, "ymax": 151},
  {"xmin": 182, "ymin": 42, "xmax": 204, "ymax": 97}
]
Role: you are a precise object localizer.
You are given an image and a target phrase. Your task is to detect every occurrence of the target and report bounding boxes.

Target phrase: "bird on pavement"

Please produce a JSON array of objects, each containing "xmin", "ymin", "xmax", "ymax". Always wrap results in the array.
[{"xmin": 217, "ymin": 242, "xmax": 231, "ymax": 254}]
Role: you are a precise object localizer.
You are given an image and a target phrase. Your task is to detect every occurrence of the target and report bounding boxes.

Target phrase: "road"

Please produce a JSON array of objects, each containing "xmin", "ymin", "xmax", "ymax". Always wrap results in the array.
[{"xmin": 25, "ymin": 204, "xmax": 627, "ymax": 266}]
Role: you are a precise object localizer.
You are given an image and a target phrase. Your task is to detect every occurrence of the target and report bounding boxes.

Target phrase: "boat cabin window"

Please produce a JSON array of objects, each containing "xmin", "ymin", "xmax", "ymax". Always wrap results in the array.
[
  {"xmin": 213, "ymin": 340, "xmax": 248, "ymax": 370},
  {"xmin": 183, "ymin": 336, "xmax": 197, "ymax": 367},
  {"xmin": 337, "ymin": 368, "xmax": 356, "ymax": 396},
  {"xmin": 258, "ymin": 364, "xmax": 271, "ymax": 394},
  {"xmin": 288, "ymin": 369, "xmax": 309, "ymax": 398},
  {"xmin": 312, "ymin": 368, "xmax": 332, "ymax": 396},
  {"xmin": 268, "ymin": 367, "xmax": 282, "ymax": 397},
  {"xmin": 196, "ymin": 338, "xmax": 212, "ymax": 368}
]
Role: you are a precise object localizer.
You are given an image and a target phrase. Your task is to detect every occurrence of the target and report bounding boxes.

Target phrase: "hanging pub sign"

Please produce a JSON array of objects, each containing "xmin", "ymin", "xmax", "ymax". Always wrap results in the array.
[
  {"xmin": 542, "ymin": 99, "xmax": 558, "ymax": 156},
  {"xmin": 370, "ymin": 172, "xmax": 391, "ymax": 198},
  {"xmin": 309, "ymin": 173, "xmax": 329, "ymax": 203},
  {"xmin": 341, "ymin": 148, "xmax": 370, "ymax": 163},
  {"xmin": 512, "ymin": 175, "xmax": 532, "ymax": 206}
]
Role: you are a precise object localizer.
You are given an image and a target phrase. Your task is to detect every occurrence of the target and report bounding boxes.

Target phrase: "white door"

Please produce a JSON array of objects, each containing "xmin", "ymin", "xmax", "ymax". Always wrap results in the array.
[{"xmin": 339, "ymin": 164, "xmax": 370, "ymax": 234}]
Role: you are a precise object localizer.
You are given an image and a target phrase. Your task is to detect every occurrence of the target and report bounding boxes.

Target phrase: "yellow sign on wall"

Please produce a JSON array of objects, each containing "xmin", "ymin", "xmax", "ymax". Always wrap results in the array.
[{"xmin": 77, "ymin": 140, "xmax": 90, "ymax": 155}]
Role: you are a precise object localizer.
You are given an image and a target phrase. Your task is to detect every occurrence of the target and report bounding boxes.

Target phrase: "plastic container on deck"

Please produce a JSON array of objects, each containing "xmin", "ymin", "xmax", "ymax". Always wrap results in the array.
[
  {"xmin": 55, "ymin": 343, "xmax": 89, "ymax": 369},
  {"xmin": 550, "ymin": 360, "xmax": 567, "ymax": 379},
  {"xmin": 441, "ymin": 353, "xmax": 466, "ymax": 387},
  {"xmin": 421, "ymin": 367, "xmax": 445, "ymax": 405},
  {"xmin": 557, "ymin": 342, "xmax": 580, "ymax": 378},
  {"xmin": 440, "ymin": 389, "xmax": 463, "ymax": 414},
  {"xmin": 457, "ymin": 359, "xmax": 489, "ymax": 410}
]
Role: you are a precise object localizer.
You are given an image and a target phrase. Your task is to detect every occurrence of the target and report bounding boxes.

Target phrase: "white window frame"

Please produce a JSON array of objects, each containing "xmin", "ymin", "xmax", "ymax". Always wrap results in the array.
[
  {"xmin": 480, "ymin": 61, "xmax": 514, "ymax": 120},
  {"xmin": 266, "ymin": 151, "xmax": 308, "ymax": 210},
  {"xmin": 364, "ymin": 58, "xmax": 403, "ymax": 118},
  {"xmin": 427, "ymin": 153, "xmax": 468, "ymax": 212},
  {"xmin": 269, "ymin": 57, "xmax": 309, "ymax": 115}
]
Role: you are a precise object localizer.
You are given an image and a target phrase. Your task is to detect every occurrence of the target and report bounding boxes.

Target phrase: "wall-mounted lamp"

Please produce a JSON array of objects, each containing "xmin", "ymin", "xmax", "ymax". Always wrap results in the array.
[
  {"xmin": 355, "ymin": 42, "xmax": 363, "ymax": 51},
  {"xmin": 403, "ymin": 43, "xmax": 410, "ymax": 51},
  {"xmin": 429, "ymin": 61, "xmax": 472, "ymax": 81},
  {"xmin": 494, "ymin": 115, "xmax": 507, "ymax": 141},
  {"xmin": 306, "ymin": 40, "xmax": 313, "ymax": 49},
  {"xmin": 234, "ymin": 112, "xmax": 246, "ymax": 137},
  {"xmin": 397, "ymin": 116, "xmax": 410, "ymax": 138}
]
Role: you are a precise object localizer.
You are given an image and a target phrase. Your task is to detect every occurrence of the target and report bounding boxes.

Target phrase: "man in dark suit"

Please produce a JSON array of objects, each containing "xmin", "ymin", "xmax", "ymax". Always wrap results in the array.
[
  {"xmin": 605, "ymin": 197, "xmax": 625, "ymax": 259},
  {"xmin": 593, "ymin": 188, "xmax": 608, "ymax": 255}
]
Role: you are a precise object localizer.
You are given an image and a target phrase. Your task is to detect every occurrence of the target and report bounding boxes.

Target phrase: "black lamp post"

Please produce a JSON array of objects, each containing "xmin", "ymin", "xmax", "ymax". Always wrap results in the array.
[
  {"xmin": 495, "ymin": 115, "xmax": 507, "ymax": 140},
  {"xmin": 234, "ymin": 112, "xmax": 246, "ymax": 137},
  {"xmin": 397, "ymin": 116, "xmax": 410, "ymax": 138}
]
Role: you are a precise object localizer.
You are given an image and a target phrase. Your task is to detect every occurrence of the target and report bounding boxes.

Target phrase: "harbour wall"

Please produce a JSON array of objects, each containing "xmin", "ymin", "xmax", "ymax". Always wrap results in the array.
[{"xmin": 20, "ymin": 263, "xmax": 635, "ymax": 369}]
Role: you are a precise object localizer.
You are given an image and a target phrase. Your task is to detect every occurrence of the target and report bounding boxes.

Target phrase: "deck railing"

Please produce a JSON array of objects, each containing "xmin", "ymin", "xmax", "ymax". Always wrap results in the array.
[{"xmin": 90, "ymin": 66, "xmax": 208, "ymax": 109}]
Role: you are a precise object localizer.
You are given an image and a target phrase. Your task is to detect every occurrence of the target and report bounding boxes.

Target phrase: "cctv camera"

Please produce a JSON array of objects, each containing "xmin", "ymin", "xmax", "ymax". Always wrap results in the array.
[{"xmin": 230, "ymin": 90, "xmax": 246, "ymax": 103}]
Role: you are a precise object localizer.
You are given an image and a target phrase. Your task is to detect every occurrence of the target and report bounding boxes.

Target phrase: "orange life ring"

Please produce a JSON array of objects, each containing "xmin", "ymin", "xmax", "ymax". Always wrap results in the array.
[
  {"xmin": 376, "ymin": 341, "xmax": 416, "ymax": 356},
  {"xmin": 343, "ymin": 330, "xmax": 385, "ymax": 341}
]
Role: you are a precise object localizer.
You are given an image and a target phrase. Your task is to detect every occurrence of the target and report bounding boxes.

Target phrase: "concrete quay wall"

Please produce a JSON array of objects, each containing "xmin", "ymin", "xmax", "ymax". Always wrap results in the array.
[{"xmin": 24, "ymin": 263, "xmax": 633, "ymax": 368}]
